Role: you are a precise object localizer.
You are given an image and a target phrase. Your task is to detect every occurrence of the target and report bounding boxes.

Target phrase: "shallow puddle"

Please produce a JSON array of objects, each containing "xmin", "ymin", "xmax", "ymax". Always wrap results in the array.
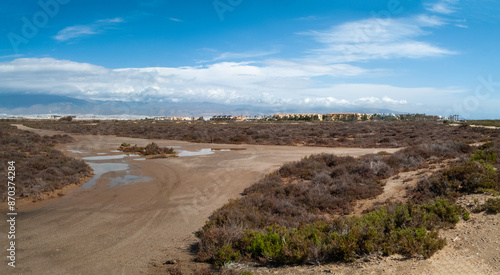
[
  {"xmin": 107, "ymin": 174, "xmax": 154, "ymax": 187},
  {"xmin": 177, "ymin": 148, "xmax": 214, "ymax": 157},
  {"xmin": 67, "ymin": 150, "xmax": 86, "ymax": 153},
  {"xmin": 82, "ymin": 154, "xmax": 140, "ymax": 161},
  {"xmin": 81, "ymin": 162, "xmax": 129, "ymax": 189}
]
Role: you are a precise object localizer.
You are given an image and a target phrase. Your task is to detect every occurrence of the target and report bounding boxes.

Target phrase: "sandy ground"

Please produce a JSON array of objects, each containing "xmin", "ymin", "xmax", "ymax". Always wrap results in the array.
[{"xmin": 0, "ymin": 125, "xmax": 397, "ymax": 274}]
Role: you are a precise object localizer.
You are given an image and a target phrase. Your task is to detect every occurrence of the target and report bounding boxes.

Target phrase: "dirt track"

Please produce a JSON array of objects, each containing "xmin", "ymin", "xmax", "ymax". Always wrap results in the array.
[{"xmin": 0, "ymin": 126, "xmax": 397, "ymax": 274}]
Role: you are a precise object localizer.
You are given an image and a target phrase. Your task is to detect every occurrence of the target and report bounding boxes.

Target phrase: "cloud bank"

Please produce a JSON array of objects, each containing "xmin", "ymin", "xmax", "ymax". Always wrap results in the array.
[{"xmin": 0, "ymin": 57, "xmax": 465, "ymax": 114}]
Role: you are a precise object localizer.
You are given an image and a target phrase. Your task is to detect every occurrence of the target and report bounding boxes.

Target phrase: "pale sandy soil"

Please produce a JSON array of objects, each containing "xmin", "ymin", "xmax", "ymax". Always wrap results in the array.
[{"xmin": 0, "ymin": 125, "xmax": 397, "ymax": 274}]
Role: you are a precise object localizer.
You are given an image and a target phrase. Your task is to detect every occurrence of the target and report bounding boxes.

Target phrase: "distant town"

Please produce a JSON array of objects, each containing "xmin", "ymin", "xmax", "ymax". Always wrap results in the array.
[{"xmin": 0, "ymin": 112, "xmax": 461, "ymax": 122}]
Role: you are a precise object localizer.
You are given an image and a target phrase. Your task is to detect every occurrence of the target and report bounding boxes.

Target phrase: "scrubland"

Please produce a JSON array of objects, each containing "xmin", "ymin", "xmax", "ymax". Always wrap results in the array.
[
  {"xmin": 19, "ymin": 119, "xmax": 498, "ymax": 148},
  {"xmin": 195, "ymin": 141, "xmax": 500, "ymax": 269},
  {"xmin": 0, "ymin": 123, "xmax": 92, "ymax": 200},
  {"xmin": 3, "ymin": 119, "xmax": 500, "ymax": 274}
]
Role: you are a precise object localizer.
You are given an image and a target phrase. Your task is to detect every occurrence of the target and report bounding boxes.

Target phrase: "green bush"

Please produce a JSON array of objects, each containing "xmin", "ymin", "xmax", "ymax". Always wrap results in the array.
[
  {"xmin": 200, "ymin": 199, "xmax": 462, "ymax": 266},
  {"xmin": 474, "ymin": 198, "xmax": 500, "ymax": 214},
  {"xmin": 244, "ymin": 227, "xmax": 284, "ymax": 261},
  {"xmin": 214, "ymin": 245, "xmax": 241, "ymax": 266},
  {"xmin": 471, "ymin": 148, "xmax": 496, "ymax": 164},
  {"xmin": 443, "ymin": 160, "xmax": 497, "ymax": 193},
  {"xmin": 421, "ymin": 198, "xmax": 462, "ymax": 227},
  {"xmin": 484, "ymin": 198, "xmax": 500, "ymax": 213}
]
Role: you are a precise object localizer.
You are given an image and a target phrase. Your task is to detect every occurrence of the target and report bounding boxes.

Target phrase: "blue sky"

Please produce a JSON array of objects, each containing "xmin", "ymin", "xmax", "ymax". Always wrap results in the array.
[{"xmin": 1, "ymin": 0, "xmax": 500, "ymax": 118}]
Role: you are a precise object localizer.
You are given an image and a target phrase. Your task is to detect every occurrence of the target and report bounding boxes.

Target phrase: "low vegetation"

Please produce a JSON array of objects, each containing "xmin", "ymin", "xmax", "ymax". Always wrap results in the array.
[
  {"xmin": 118, "ymin": 142, "xmax": 176, "ymax": 157},
  {"xmin": 467, "ymin": 120, "xmax": 500, "ymax": 128},
  {"xmin": 18, "ymin": 119, "xmax": 498, "ymax": 148},
  {"xmin": 411, "ymin": 142, "xmax": 500, "ymax": 203},
  {"xmin": 2, "ymin": 119, "xmax": 499, "ymax": 270},
  {"xmin": 473, "ymin": 198, "xmax": 500, "ymax": 214},
  {"xmin": 195, "ymin": 141, "xmax": 486, "ymax": 266},
  {"xmin": 0, "ymin": 123, "xmax": 92, "ymax": 200},
  {"xmin": 199, "ymin": 199, "xmax": 463, "ymax": 266}
]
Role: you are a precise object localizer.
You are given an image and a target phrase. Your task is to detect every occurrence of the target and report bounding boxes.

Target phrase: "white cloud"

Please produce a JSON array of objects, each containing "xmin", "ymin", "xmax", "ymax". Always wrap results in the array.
[
  {"xmin": 452, "ymin": 19, "xmax": 468, "ymax": 29},
  {"xmin": 0, "ymin": 58, "xmax": 466, "ymax": 114},
  {"xmin": 96, "ymin": 18, "xmax": 124, "ymax": 23},
  {"xmin": 382, "ymin": 96, "xmax": 407, "ymax": 104},
  {"xmin": 53, "ymin": 26, "xmax": 98, "ymax": 41},
  {"xmin": 333, "ymin": 96, "xmax": 408, "ymax": 106},
  {"xmin": 169, "ymin": 18, "xmax": 182, "ymax": 22},
  {"xmin": 300, "ymin": 15, "xmax": 456, "ymax": 62},
  {"xmin": 425, "ymin": 0, "xmax": 459, "ymax": 14},
  {"xmin": 314, "ymin": 41, "xmax": 456, "ymax": 63},
  {"xmin": 357, "ymin": 97, "xmax": 380, "ymax": 104},
  {"xmin": 302, "ymin": 18, "xmax": 424, "ymax": 44},
  {"xmin": 297, "ymin": 16, "xmax": 320, "ymax": 21},
  {"xmin": 53, "ymin": 18, "xmax": 125, "ymax": 42},
  {"xmin": 416, "ymin": 14, "xmax": 446, "ymax": 27},
  {"xmin": 198, "ymin": 50, "xmax": 279, "ymax": 63},
  {"xmin": 0, "ymin": 58, "xmax": 364, "ymax": 103},
  {"xmin": 0, "ymin": 54, "xmax": 23, "ymax": 59}
]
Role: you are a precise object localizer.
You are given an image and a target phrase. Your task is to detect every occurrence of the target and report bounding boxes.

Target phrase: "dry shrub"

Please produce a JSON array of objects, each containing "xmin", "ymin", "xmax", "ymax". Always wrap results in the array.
[
  {"xmin": 195, "ymin": 140, "xmax": 476, "ymax": 266},
  {"xmin": 20, "ymin": 120, "xmax": 495, "ymax": 149},
  {"xmin": 0, "ymin": 123, "xmax": 92, "ymax": 200}
]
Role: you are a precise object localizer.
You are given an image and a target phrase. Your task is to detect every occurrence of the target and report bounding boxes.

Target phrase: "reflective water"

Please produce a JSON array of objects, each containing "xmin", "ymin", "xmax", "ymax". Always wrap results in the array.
[
  {"xmin": 80, "ymin": 162, "xmax": 129, "ymax": 189},
  {"xmin": 177, "ymin": 148, "xmax": 214, "ymax": 157},
  {"xmin": 82, "ymin": 154, "xmax": 140, "ymax": 161},
  {"xmin": 67, "ymin": 150, "xmax": 86, "ymax": 153},
  {"xmin": 80, "ymin": 144, "xmax": 235, "ymax": 189},
  {"xmin": 107, "ymin": 174, "xmax": 154, "ymax": 187}
]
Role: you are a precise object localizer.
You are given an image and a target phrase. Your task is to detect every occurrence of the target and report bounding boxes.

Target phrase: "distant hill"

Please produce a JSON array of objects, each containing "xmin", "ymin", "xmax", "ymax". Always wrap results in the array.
[
  {"xmin": 0, "ymin": 94, "xmax": 87, "ymax": 108},
  {"xmin": 0, "ymin": 93, "xmax": 401, "ymax": 117}
]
